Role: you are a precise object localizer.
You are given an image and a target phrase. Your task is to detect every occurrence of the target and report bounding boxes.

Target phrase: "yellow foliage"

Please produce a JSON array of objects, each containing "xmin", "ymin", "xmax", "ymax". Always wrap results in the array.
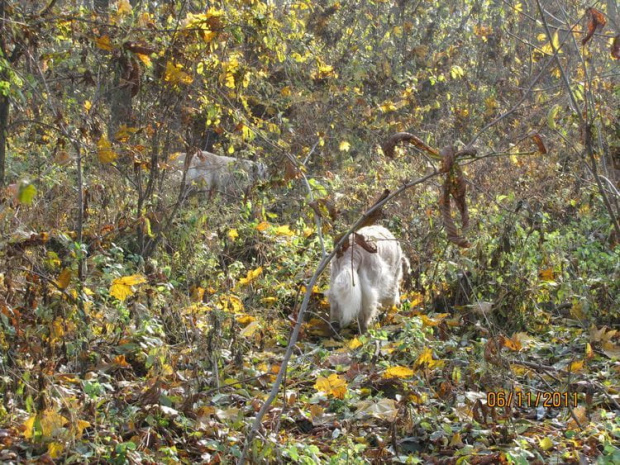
[
  {"xmin": 97, "ymin": 136, "xmax": 117, "ymax": 163},
  {"xmin": 109, "ymin": 274, "xmax": 147, "ymax": 301},
  {"xmin": 218, "ymin": 295, "xmax": 243, "ymax": 313},
  {"xmin": 238, "ymin": 267, "xmax": 263, "ymax": 286},
  {"xmin": 314, "ymin": 373, "xmax": 347, "ymax": 399},
  {"xmin": 347, "ymin": 338, "xmax": 363, "ymax": 349},
  {"xmin": 117, "ymin": 0, "xmax": 132, "ymax": 15},
  {"xmin": 228, "ymin": 229, "xmax": 239, "ymax": 241},
  {"xmin": 339, "ymin": 141, "xmax": 351, "ymax": 152},
  {"xmin": 383, "ymin": 366, "xmax": 414, "ymax": 379},
  {"xmin": 56, "ymin": 268, "xmax": 72, "ymax": 289},
  {"xmin": 94, "ymin": 35, "xmax": 114, "ymax": 51},
  {"xmin": 275, "ymin": 225, "xmax": 294, "ymax": 236},
  {"xmin": 48, "ymin": 442, "xmax": 65, "ymax": 459},
  {"xmin": 164, "ymin": 62, "xmax": 194, "ymax": 85}
]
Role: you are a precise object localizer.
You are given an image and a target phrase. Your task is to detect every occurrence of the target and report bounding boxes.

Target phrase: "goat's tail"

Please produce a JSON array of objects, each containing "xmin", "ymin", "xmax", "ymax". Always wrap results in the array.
[{"xmin": 331, "ymin": 268, "xmax": 363, "ymax": 327}]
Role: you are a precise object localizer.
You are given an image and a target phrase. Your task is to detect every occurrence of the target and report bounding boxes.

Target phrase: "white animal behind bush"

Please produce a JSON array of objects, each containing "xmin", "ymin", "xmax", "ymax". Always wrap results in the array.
[
  {"xmin": 172, "ymin": 151, "xmax": 268, "ymax": 198},
  {"xmin": 329, "ymin": 225, "xmax": 408, "ymax": 333}
]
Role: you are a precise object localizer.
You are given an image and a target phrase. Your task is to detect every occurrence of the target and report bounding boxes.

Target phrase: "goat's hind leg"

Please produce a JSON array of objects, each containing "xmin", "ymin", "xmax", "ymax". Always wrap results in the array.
[{"xmin": 358, "ymin": 283, "xmax": 379, "ymax": 333}]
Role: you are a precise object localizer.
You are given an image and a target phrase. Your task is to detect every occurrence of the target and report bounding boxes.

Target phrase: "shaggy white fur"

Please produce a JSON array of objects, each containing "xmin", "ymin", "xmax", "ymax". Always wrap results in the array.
[
  {"xmin": 172, "ymin": 151, "xmax": 268, "ymax": 198},
  {"xmin": 328, "ymin": 225, "xmax": 407, "ymax": 333}
]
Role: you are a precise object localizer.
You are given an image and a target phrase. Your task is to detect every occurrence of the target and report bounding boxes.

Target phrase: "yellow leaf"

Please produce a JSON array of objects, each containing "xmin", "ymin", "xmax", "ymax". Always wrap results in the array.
[
  {"xmin": 94, "ymin": 35, "xmax": 114, "ymax": 51},
  {"xmin": 260, "ymin": 296, "xmax": 277, "ymax": 305},
  {"xmin": 48, "ymin": 442, "xmax": 65, "ymax": 459},
  {"xmin": 538, "ymin": 268, "xmax": 555, "ymax": 281},
  {"xmin": 40, "ymin": 409, "xmax": 68, "ymax": 438},
  {"xmin": 117, "ymin": 0, "xmax": 132, "ymax": 15},
  {"xmin": 275, "ymin": 225, "xmax": 294, "ymax": 236},
  {"xmin": 568, "ymin": 360, "xmax": 584, "ymax": 373},
  {"xmin": 236, "ymin": 314, "xmax": 255, "ymax": 325},
  {"xmin": 240, "ymin": 320, "xmax": 260, "ymax": 338},
  {"xmin": 74, "ymin": 420, "xmax": 90, "ymax": 437},
  {"xmin": 228, "ymin": 229, "xmax": 239, "ymax": 241},
  {"xmin": 109, "ymin": 274, "xmax": 147, "ymax": 301},
  {"xmin": 218, "ymin": 295, "xmax": 243, "ymax": 313},
  {"xmin": 585, "ymin": 343, "xmax": 593, "ymax": 359},
  {"xmin": 84, "ymin": 100, "xmax": 92, "ymax": 111},
  {"xmin": 415, "ymin": 347, "xmax": 434, "ymax": 367},
  {"xmin": 314, "ymin": 373, "xmax": 347, "ymax": 399},
  {"xmin": 97, "ymin": 136, "xmax": 117, "ymax": 163},
  {"xmin": 56, "ymin": 268, "xmax": 72, "ymax": 289},
  {"xmin": 347, "ymin": 338, "xmax": 363, "ymax": 349},
  {"xmin": 281, "ymin": 86, "xmax": 292, "ymax": 96},
  {"xmin": 380, "ymin": 101, "xmax": 397, "ymax": 113},
  {"xmin": 539, "ymin": 436, "xmax": 554, "ymax": 451},
  {"xmin": 23, "ymin": 415, "xmax": 36, "ymax": 439},
  {"xmin": 164, "ymin": 62, "xmax": 193, "ymax": 85},
  {"xmin": 302, "ymin": 227, "xmax": 314, "ymax": 237},
  {"xmin": 383, "ymin": 366, "xmax": 414, "ymax": 379},
  {"xmin": 224, "ymin": 73, "xmax": 235, "ymax": 88},
  {"xmin": 420, "ymin": 315, "xmax": 441, "ymax": 326},
  {"xmin": 339, "ymin": 141, "xmax": 351, "ymax": 152},
  {"xmin": 136, "ymin": 53, "xmax": 152, "ymax": 67},
  {"xmin": 239, "ymin": 267, "xmax": 262, "ymax": 286}
]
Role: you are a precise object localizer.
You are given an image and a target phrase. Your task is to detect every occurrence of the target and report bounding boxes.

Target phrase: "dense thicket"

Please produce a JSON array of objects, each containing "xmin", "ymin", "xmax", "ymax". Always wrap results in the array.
[{"xmin": 0, "ymin": 0, "xmax": 618, "ymax": 463}]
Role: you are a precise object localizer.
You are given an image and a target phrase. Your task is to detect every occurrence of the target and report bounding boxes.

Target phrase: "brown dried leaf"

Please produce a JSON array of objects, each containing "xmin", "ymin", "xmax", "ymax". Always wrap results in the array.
[
  {"xmin": 382, "ymin": 132, "xmax": 439, "ymax": 158},
  {"xmin": 612, "ymin": 34, "xmax": 620, "ymax": 59},
  {"xmin": 531, "ymin": 133, "xmax": 547, "ymax": 154},
  {"xmin": 582, "ymin": 8, "xmax": 606, "ymax": 46}
]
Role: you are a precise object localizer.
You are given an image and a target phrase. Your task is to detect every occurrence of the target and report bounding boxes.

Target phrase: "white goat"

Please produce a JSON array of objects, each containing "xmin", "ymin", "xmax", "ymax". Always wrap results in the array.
[
  {"xmin": 171, "ymin": 151, "xmax": 268, "ymax": 198},
  {"xmin": 329, "ymin": 225, "xmax": 407, "ymax": 333}
]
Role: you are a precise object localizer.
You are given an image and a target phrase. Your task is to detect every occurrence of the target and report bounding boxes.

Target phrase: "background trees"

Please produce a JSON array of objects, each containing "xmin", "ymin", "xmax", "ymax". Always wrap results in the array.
[{"xmin": 0, "ymin": 0, "xmax": 618, "ymax": 462}]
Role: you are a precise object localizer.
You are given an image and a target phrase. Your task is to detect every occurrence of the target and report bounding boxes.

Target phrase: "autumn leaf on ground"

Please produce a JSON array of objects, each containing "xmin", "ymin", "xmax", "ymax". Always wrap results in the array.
[
  {"xmin": 109, "ymin": 274, "xmax": 147, "ymax": 301},
  {"xmin": 415, "ymin": 347, "xmax": 442, "ymax": 369},
  {"xmin": 339, "ymin": 141, "xmax": 350, "ymax": 152},
  {"xmin": 354, "ymin": 398, "xmax": 398, "ymax": 421},
  {"xmin": 383, "ymin": 366, "xmax": 414, "ymax": 379},
  {"xmin": 314, "ymin": 373, "xmax": 347, "ymax": 399}
]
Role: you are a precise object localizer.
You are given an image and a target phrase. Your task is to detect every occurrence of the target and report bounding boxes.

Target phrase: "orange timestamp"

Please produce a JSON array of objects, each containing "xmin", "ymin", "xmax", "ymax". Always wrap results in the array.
[{"xmin": 486, "ymin": 391, "xmax": 579, "ymax": 408}]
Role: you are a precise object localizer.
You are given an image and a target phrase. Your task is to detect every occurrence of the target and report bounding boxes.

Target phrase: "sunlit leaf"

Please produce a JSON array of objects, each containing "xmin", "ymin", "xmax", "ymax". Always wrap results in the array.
[
  {"xmin": 238, "ymin": 267, "xmax": 262, "ymax": 286},
  {"xmin": 314, "ymin": 373, "xmax": 347, "ymax": 399},
  {"xmin": 228, "ymin": 228, "xmax": 239, "ymax": 241},
  {"xmin": 109, "ymin": 274, "xmax": 147, "ymax": 301},
  {"xmin": 275, "ymin": 225, "xmax": 294, "ymax": 236},
  {"xmin": 347, "ymin": 338, "xmax": 363, "ymax": 349},
  {"xmin": 339, "ymin": 141, "xmax": 351, "ymax": 152},
  {"xmin": 383, "ymin": 366, "xmax": 414, "ymax": 379},
  {"xmin": 48, "ymin": 442, "xmax": 65, "ymax": 459}
]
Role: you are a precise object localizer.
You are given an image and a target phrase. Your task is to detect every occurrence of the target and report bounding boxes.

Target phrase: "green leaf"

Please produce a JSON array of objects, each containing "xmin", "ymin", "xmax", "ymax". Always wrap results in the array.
[{"xmin": 18, "ymin": 183, "xmax": 37, "ymax": 205}]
